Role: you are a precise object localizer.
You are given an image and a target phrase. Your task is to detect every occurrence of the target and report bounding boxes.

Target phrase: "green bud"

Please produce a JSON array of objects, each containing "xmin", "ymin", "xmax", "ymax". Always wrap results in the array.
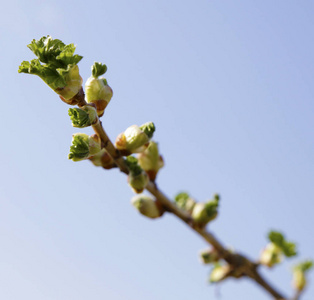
[
  {"xmin": 89, "ymin": 148, "xmax": 115, "ymax": 169},
  {"xmin": 199, "ymin": 248, "xmax": 220, "ymax": 264},
  {"xmin": 292, "ymin": 260, "xmax": 313, "ymax": 292},
  {"xmin": 68, "ymin": 105, "xmax": 98, "ymax": 128},
  {"xmin": 115, "ymin": 124, "xmax": 152, "ymax": 154},
  {"xmin": 131, "ymin": 194, "xmax": 163, "ymax": 219},
  {"xmin": 209, "ymin": 264, "xmax": 230, "ymax": 283},
  {"xmin": 125, "ymin": 156, "xmax": 142, "ymax": 176},
  {"xmin": 128, "ymin": 172, "xmax": 149, "ymax": 193},
  {"xmin": 68, "ymin": 133, "xmax": 101, "ymax": 161},
  {"xmin": 192, "ymin": 197, "xmax": 219, "ymax": 226},
  {"xmin": 85, "ymin": 62, "xmax": 113, "ymax": 117},
  {"xmin": 139, "ymin": 122, "xmax": 155, "ymax": 139},
  {"xmin": 57, "ymin": 64, "xmax": 83, "ymax": 101},
  {"xmin": 18, "ymin": 36, "xmax": 83, "ymax": 102},
  {"xmin": 259, "ymin": 243, "xmax": 283, "ymax": 268},
  {"xmin": 137, "ymin": 141, "xmax": 164, "ymax": 181},
  {"xmin": 174, "ymin": 192, "xmax": 196, "ymax": 213},
  {"xmin": 268, "ymin": 231, "xmax": 297, "ymax": 258},
  {"xmin": 125, "ymin": 156, "xmax": 148, "ymax": 193}
]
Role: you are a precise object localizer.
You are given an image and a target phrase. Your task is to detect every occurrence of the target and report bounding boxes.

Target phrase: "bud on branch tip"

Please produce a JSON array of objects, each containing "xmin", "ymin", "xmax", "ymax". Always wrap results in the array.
[
  {"xmin": 18, "ymin": 36, "xmax": 83, "ymax": 101},
  {"xmin": 85, "ymin": 62, "xmax": 112, "ymax": 117}
]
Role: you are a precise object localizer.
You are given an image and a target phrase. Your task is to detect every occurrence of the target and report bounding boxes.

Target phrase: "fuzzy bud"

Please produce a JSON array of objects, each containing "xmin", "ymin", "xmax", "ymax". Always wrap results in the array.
[
  {"xmin": 131, "ymin": 194, "xmax": 163, "ymax": 219},
  {"xmin": 68, "ymin": 105, "xmax": 98, "ymax": 128},
  {"xmin": 138, "ymin": 141, "xmax": 164, "ymax": 181},
  {"xmin": 192, "ymin": 196, "xmax": 219, "ymax": 226},
  {"xmin": 209, "ymin": 264, "xmax": 230, "ymax": 283},
  {"xmin": 125, "ymin": 156, "xmax": 148, "ymax": 193},
  {"xmin": 292, "ymin": 260, "xmax": 313, "ymax": 292},
  {"xmin": 174, "ymin": 192, "xmax": 196, "ymax": 213},
  {"xmin": 259, "ymin": 243, "xmax": 282, "ymax": 268},
  {"xmin": 199, "ymin": 248, "xmax": 220, "ymax": 264},
  {"xmin": 89, "ymin": 148, "xmax": 116, "ymax": 169},
  {"xmin": 68, "ymin": 133, "xmax": 101, "ymax": 161},
  {"xmin": 115, "ymin": 122, "xmax": 155, "ymax": 155},
  {"xmin": 57, "ymin": 64, "xmax": 83, "ymax": 101},
  {"xmin": 85, "ymin": 62, "xmax": 112, "ymax": 117}
]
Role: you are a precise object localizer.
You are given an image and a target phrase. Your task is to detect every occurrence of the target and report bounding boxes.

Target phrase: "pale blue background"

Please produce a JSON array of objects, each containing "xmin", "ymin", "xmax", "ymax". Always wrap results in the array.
[{"xmin": 1, "ymin": 1, "xmax": 313, "ymax": 299}]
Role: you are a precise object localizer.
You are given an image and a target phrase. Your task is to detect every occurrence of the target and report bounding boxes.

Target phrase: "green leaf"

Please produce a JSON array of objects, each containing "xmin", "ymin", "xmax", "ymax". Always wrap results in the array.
[
  {"xmin": 125, "ymin": 156, "xmax": 142, "ymax": 176},
  {"xmin": 92, "ymin": 62, "xmax": 107, "ymax": 77},
  {"xmin": 68, "ymin": 108, "xmax": 91, "ymax": 128},
  {"xmin": 27, "ymin": 36, "xmax": 82, "ymax": 67},
  {"xmin": 268, "ymin": 231, "xmax": 297, "ymax": 257},
  {"xmin": 18, "ymin": 59, "xmax": 66, "ymax": 89},
  {"xmin": 68, "ymin": 134, "xmax": 90, "ymax": 161},
  {"xmin": 204, "ymin": 197, "xmax": 219, "ymax": 220},
  {"xmin": 140, "ymin": 122, "xmax": 155, "ymax": 139}
]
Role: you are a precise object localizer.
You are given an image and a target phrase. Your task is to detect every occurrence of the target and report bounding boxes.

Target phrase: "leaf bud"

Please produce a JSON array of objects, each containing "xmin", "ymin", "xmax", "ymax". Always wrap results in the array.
[
  {"xmin": 259, "ymin": 243, "xmax": 282, "ymax": 268},
  {"xmin": 18, "ymin": 36, "xmax": 83, "ymax": 103},
  {"xmin": 209, "ymin": 264, "xmax": 230, "ymax": 283},
  {"xmin": 192, "ymin": 196, "xmax": 219, "ymax": 226},
  {"xmin": 174, "ymin": 192, "xmax": 196, "ymax": 213},
  {"xmin": 292, "ymin": 260, "xmax": 313, "ymax": 292},
  {"xmin": 57, "ymin": 64, "xmax": 83, "ymax": 101},
  {"xmin": 68, "ymin": 133, "xmax": 101, "ymax": 161},
  {"xmin": 139, "ymin": 122, "xmax": 156, "ymax": 139},
  {"xmin": 85, "ymin": 62, "xmax": 113, "ymax": 117},
  {"xmin": 115, "ymin": 122, "xmax": 155, "ymax": 155},
  {"xmin": 125, "ymin": 156, "xmax": 148, "ymax": 193},
  {"xmin": 68, "ymin": 105, "xmax": 98, "ymax": 128},
  {"xmin": 131, "ymin": 194, "xmax": 163, "ymax": 219},
  {"xmin": 137, "ymin": 141, "xmax": 164, "ymax": 181},
  {"xmin": 199, "ymin": 248, "xmax": 220, "ymax": 264},
  {"xmin": 89, "ymin": 148, "xmax": 116, "ymax": 169}
]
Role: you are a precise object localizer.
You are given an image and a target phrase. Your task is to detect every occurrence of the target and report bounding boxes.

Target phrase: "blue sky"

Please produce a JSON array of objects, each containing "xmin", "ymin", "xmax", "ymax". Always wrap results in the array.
[{"xmin": 1, "ymin": 1, "xmax": 314, "ymax": 299}]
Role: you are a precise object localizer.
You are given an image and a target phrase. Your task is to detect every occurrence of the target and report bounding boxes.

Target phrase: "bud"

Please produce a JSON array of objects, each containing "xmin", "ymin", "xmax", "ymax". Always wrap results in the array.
[
  {"xmin": 209, "ymin": 264, "xmax": 230, "ymax": 283},
  {"xmin": 68, "ymin": 133, "xmax": 101, "ymax": 161},
  {"xmin": 125, "ymin": 156, "xmax": 148, "ymax": 193},
  {"xmin": 293, "ymin": 269, "xmax": 307, "ymax": 292},
  {"xmin": 267, "ymin": 230, "xmax": 297, "ymax": 258},
  {"xmin": 18, "ymin": 36, "xmax": 83, "ymax": 102},
  {"xmin": 68, "ymin": 105, "xmax": 98, "ymax": 128},
  {"xmin": 57, "ymin": 64, "xmax": 83, "ymax": 101},
  {"xmin": 259, "ymin": 243, "xmax": 282, "ymax": 267},
  {"xmin": 139, "ymin": 122, "xmax": 156, "ymax": 139},
  {"xmin": 85, "ymin": 62, "xmax": 113, "ymax": 117},
  {"xmin": 174, "ymin": 192, "xmax": 196, "ymax": 213},
  {"xmin": 292, "ymin": 260, "xmax": 313, "ymax": 292},
  {"xmin": 89, "ymin": 148, "xmax": 116, "ymax": 169},
  {"xmin": 138, "ymin": 141, "xmax": 164, "ymax": 181},
  {"xmin": 131, "ymin": 194, "xmax": 163, "ymax": 219},
  {"xmin": 199, "ymin": 248, "xmax": 220, "ymax": 264},
  {"xmin": 115, "ymin": 122, "xmax": 155, "ymax": 155},
  {"xmin": 192, "ymin": 196, "xmax": 219, "ymax": 226}
]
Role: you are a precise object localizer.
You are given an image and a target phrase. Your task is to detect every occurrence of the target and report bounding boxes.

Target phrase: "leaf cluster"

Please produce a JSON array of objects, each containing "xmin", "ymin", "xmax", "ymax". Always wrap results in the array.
[
  {"xmin": 268, "ymin": 231, "xmax": 297, "ymax": 257},
  {"xmin": 18, "ymin": 36, "xmax": 82, "ymax": 90}
]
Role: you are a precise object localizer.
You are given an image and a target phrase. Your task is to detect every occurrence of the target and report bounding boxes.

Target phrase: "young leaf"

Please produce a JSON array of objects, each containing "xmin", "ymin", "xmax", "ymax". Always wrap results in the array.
[{"xmin": 92, "ymin": 62, "xmax": 108, "ymax": 77}]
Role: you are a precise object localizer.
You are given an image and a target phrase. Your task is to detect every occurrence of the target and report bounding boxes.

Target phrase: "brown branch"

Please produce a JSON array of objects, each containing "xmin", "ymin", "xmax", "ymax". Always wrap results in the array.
[{"xmin": 69, "ymin": 88, "xmax": 288, "ymax": 300}]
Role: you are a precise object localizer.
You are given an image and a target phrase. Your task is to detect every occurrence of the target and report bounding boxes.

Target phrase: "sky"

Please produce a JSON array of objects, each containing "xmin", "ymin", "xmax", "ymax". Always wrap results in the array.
[{"xmin": 1, "ymin": 0, "xmax": 314, "ymax": 299}]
